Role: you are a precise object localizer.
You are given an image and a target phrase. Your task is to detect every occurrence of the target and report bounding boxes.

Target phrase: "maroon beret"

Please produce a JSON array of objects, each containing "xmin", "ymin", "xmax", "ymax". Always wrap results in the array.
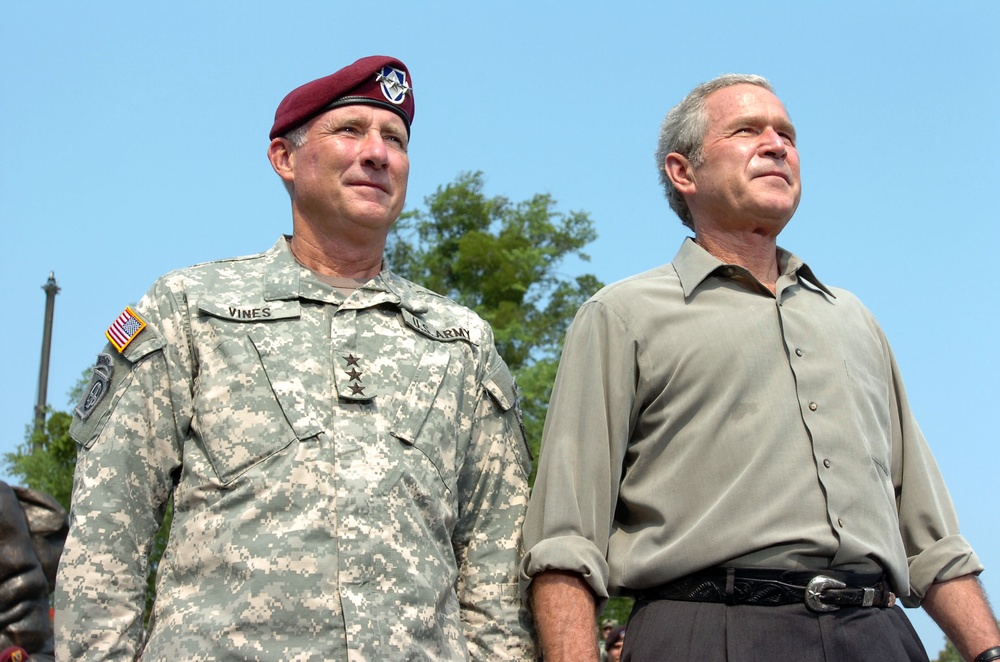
[
  {"xmin": 0, "ymin": 647, "xmax": 28, "ymax": 662},
  {"xmin": 269, "ymin": 55, "xmax": 414, "ymax": 140}
]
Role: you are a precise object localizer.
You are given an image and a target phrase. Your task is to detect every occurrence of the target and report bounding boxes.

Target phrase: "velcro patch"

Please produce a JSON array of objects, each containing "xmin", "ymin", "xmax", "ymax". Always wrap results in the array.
[
  {"xmin": 336, "ymin": 351, "xmax": 372, "ymax": 401},
  {"xmin": 106, "ymin": 306, "xmax": 146, "ymax": 353},
  {"xmin": 401, "ymin": 309, "xmax": 474, "ymax": 344}
]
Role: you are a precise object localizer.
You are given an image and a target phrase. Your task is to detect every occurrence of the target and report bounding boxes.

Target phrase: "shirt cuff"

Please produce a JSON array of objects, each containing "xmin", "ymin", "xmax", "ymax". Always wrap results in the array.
[
  {"xmin": 519, "ymin": 536, "xmax": 610, "ymax": 612},
  {"xmin": 903, "ymin": 533, "xmax": 984, "ymax": 606}
]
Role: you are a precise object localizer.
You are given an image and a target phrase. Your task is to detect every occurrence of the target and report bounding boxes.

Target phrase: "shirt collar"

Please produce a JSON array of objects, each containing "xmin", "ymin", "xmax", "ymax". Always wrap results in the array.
[
  {"xmin": 261, "ymin": 236, "xmax": 434, "ymax": 314},
  {"xmin": 371, "ymin": 268, "xmax": 435, "ymax": 315},
  {"xmin": 263, "ymin": 236, "xmax": 301, "ymax": 301},
  {"xmin": 673, "ymin": 237, "xmax": 834, "ymax": 299}
]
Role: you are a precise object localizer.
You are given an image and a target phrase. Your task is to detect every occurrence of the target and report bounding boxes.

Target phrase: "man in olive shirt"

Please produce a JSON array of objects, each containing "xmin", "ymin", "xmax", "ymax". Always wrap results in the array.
[{"xmin": 521, "ymin": 74, "xmax": 1000, "ymax": 661}]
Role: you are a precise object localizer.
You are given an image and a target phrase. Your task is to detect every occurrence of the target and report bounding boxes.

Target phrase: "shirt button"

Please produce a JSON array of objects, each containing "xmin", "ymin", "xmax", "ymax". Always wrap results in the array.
[
  {"xmin": 838, "ymin": 518, "xmax": 844, "ymax": 527},
  {"xmin": 809, "ymin": 402, "xmax": 818, "ymax": 411},
  {"xmin": 795, "ymin": 349, "xmax": 803, "ymax": 357},
  {"xmin": 823, "ymin": 459, "xmax": 831, "ymax": 468},
  {"xmin": 725, "ymin": 267, "xmax": 736, "ymax": 276}
]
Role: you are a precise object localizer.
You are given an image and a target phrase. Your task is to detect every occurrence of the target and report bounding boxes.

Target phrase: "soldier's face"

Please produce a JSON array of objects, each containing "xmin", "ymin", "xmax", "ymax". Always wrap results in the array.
[{"xmin": 285, "ymin": 105, "xmax": 409, "ymax": 235}]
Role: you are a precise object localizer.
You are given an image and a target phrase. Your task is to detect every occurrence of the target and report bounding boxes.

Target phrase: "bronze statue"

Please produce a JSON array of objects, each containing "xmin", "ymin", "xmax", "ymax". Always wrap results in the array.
[{"xmin": 0, "ymin": 481, "xmax": 68, "ymax": 660}]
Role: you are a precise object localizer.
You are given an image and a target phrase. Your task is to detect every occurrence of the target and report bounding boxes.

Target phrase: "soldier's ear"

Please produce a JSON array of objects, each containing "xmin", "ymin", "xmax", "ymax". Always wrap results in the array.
[{"xmin": 268, "ymin": 138, "xmax": 296, "ymax": 185}]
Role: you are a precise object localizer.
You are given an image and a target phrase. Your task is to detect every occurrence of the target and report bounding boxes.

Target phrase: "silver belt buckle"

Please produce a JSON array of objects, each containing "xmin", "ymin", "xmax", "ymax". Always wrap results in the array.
[{"xmin": 804, "ymin": 575, "xmax": 846, "ymax": 612}]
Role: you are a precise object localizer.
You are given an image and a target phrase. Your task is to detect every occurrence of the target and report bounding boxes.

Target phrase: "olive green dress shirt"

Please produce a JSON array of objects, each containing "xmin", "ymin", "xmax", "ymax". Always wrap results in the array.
[{"xmin": 521, "ymin": 238, "xmax": 981, "ymax": 610}]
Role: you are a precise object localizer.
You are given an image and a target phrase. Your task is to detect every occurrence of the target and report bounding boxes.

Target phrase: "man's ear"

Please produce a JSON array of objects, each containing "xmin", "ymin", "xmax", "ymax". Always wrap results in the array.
[
  {"xmin": 268, "ymin": 137, "xmax": 295, "ymax": 185},
  {"xmin": 664, "ymin": 152, "xmax": 696, "ymax": 196}
]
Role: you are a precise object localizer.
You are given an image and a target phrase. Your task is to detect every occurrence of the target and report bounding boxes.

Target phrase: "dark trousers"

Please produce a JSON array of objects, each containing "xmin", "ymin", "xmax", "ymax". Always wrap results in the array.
[{"xmin": 622, "ymin": 599, "xmax": 929, "ymax": 662}]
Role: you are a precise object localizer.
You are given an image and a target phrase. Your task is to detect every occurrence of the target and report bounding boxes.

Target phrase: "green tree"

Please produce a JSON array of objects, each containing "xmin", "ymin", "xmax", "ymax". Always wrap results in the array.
[
  {"xmin": 4, "ymin": 370, "xmax": 90, "ymax": 508},
  {"xmin": 4, "ymin": 410, "xmax": 77, "ymax": 511},
  {"xmin": 387, "ymin": 171, "xmax": 602, "ymax": 464}
]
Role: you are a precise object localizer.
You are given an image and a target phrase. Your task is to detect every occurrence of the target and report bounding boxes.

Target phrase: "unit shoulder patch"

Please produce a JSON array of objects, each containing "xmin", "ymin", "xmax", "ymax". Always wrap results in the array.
[{"xmin": 74, "ymin": 353, "xmax": 114, "ymax": 421}]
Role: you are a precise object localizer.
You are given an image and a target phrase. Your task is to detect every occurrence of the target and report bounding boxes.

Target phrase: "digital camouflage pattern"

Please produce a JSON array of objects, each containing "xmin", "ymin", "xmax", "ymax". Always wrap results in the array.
[{"xmin": 55, "ymin": 237, "xmax": 533, "ymax": 661}]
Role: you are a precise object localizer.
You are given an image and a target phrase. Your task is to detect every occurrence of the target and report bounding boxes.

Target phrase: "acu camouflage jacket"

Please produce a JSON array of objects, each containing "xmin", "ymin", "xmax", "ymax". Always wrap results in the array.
[{"xmin": 55, "ymin": 237, "xmax": 533, "ymax": 661}]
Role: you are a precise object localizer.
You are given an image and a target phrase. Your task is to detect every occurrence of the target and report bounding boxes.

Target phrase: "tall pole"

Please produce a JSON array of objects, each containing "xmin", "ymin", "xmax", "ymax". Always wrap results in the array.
[{"xmin": 34, "ymin": 272, "xmax": 60, "ymax": 445}]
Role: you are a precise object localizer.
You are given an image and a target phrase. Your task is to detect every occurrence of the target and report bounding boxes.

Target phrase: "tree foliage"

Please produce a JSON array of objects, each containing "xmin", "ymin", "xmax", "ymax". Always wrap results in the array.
[
  {"xmin": 4, "ymin": 411, "xmax": 77, "ymax": 511},
  {"xmin": 4, "ymin": 371, "xmax": 89, "ymax": 509},
  {"xmin": 388, "ymin": 171, "xmax": 602, "ymax": 464}
]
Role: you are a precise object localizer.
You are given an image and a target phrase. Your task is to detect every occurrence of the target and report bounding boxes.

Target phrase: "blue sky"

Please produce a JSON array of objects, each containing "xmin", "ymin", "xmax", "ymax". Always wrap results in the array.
[{"xmin": 2, "ymin": 1, "xmax": 997, "ymax": 651}]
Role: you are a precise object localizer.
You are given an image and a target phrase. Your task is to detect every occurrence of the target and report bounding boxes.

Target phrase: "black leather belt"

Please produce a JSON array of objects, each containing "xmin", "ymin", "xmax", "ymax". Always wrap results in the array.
[{"xmin": 635, "ymin": 567, "xmax": 896, "ymax": 613}]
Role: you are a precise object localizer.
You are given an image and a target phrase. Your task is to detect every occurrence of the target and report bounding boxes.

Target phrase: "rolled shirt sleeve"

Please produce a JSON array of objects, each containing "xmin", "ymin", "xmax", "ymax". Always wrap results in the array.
[{"xmin": 885, "ymin": 334, "xmax": 983, "ymax": 604}]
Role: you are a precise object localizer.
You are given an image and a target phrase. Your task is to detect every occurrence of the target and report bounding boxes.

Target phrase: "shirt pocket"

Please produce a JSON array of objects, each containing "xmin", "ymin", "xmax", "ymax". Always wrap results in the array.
[
  {"xmin": 844, "ymin": 357, "xmax": 892, "ymax": 477},
  {"xmin": 193, "ymin": 327, "xmax": 323, "ymax": 485},
  {"xmin": 388, "ymin": 347, "xmax": 462, "ymax": 500}
]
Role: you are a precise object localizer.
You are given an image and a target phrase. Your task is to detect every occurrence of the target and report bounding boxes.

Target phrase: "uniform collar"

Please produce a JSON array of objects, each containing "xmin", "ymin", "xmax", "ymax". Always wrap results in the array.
[
  {"xmin": 673, "ymin": 237, "xmax": 834, "ymax": 299},
  {"xmin": 263, "ymin": 236, "xmax": 302, "ymax": 301},
  {"xmin": 370, "ymin": 268, "xmax": 435, "ymax": 315},
  {"xmin": 261, "ymin": 235, "xmax": 434, "ymax": 314}
]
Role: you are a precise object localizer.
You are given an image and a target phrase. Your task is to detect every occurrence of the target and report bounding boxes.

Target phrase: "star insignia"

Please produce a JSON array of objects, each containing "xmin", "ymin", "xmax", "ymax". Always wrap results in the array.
[
  {"xmin": 350, "ymin": 384, "xmax": 366, "ymax": 396},
  {"xmin": 343, "ymin": 354, "xmax": 361, "ymax": 367},
  {"xmin": 346, "ymin": 368, "xmax": 362, "ymax": 381}
]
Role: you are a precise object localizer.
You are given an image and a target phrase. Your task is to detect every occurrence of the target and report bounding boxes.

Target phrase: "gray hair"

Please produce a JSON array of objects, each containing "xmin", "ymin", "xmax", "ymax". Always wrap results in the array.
[
  {"xmin": 655, "ymin": 74, "xmax": 774, "ymax": 229},
  {"xmin": 278, "ymin": 125, "xmax": 310, "ymax": 196},
  {"xmin": 285, "ymin": 124, "xmax": 309, "ymax": 148}
]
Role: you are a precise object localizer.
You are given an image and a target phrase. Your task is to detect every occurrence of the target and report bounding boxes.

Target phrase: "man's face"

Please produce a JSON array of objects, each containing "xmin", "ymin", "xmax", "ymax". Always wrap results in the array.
[
  {"xmin": 281, "ymin": 105, "xmax": 409, "ymax": 236},
  {"xmin": 684, "ymin": 84, "xmax": 801, "ymax": 233}
]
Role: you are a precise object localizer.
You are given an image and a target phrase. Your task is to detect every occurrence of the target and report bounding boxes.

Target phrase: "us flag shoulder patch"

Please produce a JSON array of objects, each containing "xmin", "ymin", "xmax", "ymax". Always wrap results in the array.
[{"xmin": 106, "ymin": 306, "xmax": 147, "ymax": 353}]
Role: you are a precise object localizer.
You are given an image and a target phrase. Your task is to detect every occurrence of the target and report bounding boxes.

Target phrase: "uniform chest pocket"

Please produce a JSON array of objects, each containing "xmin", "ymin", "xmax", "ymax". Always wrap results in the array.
[
  {"xmin": 193, "ymin": 330, "xmax": 324, "ymax": 484},
  {"xmin": 388, "ymin": 348, "xmax": 464, "ymax": 497}
]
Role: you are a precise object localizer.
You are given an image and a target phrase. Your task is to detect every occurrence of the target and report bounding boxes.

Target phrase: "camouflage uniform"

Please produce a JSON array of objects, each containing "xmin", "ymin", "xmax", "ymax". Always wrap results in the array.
[{"xmin": 55, "ymin": 237, "xmax": 533, "ymax": 661}]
